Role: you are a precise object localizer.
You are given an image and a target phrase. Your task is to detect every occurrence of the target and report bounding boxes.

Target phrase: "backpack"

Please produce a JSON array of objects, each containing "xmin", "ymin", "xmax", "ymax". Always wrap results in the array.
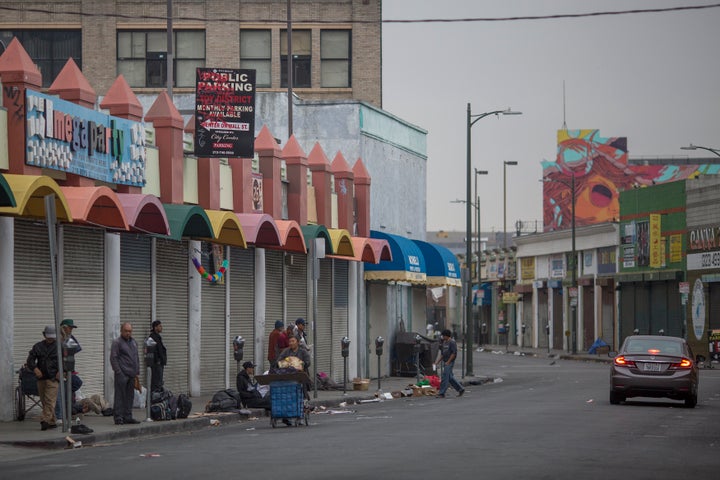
[
  {"xmin": 151, "ymin": 388, "xmax": 173, "ymax": 405},
  {"xmin": 150, "ymin": 400, "xmax": 172, "ymax": 421},
  {"xmin": 176, "ymin": 394, "xmax": 192, "ymax": 419},
  {"xmin": 167, "ymin": 394, "xmax": 179, "ymax": 419}
]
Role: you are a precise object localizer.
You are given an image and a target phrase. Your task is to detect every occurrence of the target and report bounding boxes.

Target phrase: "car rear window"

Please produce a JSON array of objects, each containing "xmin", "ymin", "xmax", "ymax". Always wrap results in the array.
[{"xmin": 624, "ymin": 339, "xmax": 682, "ymax": 355}]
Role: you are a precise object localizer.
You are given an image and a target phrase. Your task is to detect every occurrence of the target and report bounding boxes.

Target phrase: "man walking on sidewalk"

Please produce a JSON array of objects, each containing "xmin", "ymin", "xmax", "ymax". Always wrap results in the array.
[{"xmin": 434, "ymin": 329, "xmax": 465, "ymax": 398}]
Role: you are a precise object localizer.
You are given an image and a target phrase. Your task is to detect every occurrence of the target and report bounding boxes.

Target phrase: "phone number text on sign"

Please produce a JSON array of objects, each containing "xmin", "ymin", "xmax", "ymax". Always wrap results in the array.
[{"xmin": 687, "ymin": 251, "xmax": 720, "ymax": 270}]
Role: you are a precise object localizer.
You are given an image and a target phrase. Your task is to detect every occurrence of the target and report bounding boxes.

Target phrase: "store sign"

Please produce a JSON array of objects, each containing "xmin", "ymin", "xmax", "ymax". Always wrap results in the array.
[
  {"xmin": 520, "ymin": 257, "xmax": 535, "ymax": 280},
  {"xmin": 194, "ymin": 68, "xmax": 256, "ymax": 158},
  {"xmin": 688, "ymin": 226, "xmax": 720, "ymax": 252},
  {"xmin": 25, "ymin": 90, "xmax": 146, "ymax": 186}
]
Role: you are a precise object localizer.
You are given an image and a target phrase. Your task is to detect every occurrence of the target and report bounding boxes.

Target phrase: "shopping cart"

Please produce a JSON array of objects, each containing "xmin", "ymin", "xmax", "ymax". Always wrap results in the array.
[
  {"xmin": 15, "ymin": 365, "xmax": 41, "ymax": 421},
  {"xmin": 256, "ymin": 372, "xmax": 310, "ymax": 428}
]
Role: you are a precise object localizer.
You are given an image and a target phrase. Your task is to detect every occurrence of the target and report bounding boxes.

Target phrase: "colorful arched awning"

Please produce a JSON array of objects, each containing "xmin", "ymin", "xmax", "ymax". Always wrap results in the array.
[
  {"xmin": 364, "ymin": 230, "xmax": 426, "ymax": 284},
  {"xmin": 300, "ymin": 224, "xmax": 334, "ymax": 254},
  {"xmin": 327, "ymin": 228, "xmax": 355, "ymax": 257},
  {"xmin": 0, "ymin": 173, "xmax": 16, "ymax": 207},
  {"xmin": 0, "ymin": 174, "xmax": 72, "ymax": 221},
  {"xmin": 60, "ymin": 186, "xmax": 129, "ymax": 230},
  {"xmin": 117, "ymin": 194, "xmax": 170, "ymax": 235},
  {"xmin": 161, "ymin": 203, "xmax": 214, "ymax": 240},
  {"xmin": 236, "ymin": 213, "xmax": 281, "ymax": 247},
  {"xmin": 203, "ymin": 210, "xmax": 247, "ymax": 248},
  {"xmin": 349, "ymin": 236, "xmax": 393, "ymax": 264},
  {"xmin": 274, "ymin": 219, "xmax": 307, "ymax": 253},
  {"xmin": 412, "ymin": 239, "xmax": 461, "ymax": 287}
]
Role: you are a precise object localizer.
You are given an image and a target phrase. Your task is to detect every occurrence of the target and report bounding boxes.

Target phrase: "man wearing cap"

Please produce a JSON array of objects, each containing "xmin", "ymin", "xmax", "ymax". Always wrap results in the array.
[
  {"xmin": 268, "ymin": 320, "xmax": 286, "ymax": 369},
  {"xmin": 434, "ymin": 329, "xmax": 465, "ymax": 398},
  {"xmin": 56, "ymin": 319, "xmax": 83, "ymax": 422},
  {"xmin": 294, "ymin": 317, "xmax": 310, "ymax": 351},
  {"xmin": 149, "ymin": 320, "xmax": 167, "ymax": 393},
  {"xmin": 26, "ymin": 326, "xmax": 60, "ymax": 430},
  {"xmin": 236, "ymin": 361, "xmax": 273, "ymax": 411}
]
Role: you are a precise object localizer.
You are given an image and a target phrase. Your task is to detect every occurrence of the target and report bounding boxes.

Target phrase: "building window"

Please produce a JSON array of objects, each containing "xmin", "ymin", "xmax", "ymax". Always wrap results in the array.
[
  {"xmin": 0, "ymin": 30, "xmax": 81, "ymax": 88},
  {"xmin": 240, "ymin": 30, "xmax": 271, "ymax": 88},
  {"xmin": 280, "ymin": 29, "xmax": 311, "ymax": 88},
  {"xmin": 117, "ymin": 30, "xmax": 205, "ymax": 88},
  {"xmin": 321, "ymin": 30, "xmax": 350, "ymax": 88}
]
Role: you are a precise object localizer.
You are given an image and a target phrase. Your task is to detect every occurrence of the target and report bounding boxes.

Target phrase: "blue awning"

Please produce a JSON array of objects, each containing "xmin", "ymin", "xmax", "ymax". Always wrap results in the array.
[
  {"xmin": 365, "ymin": 230, "xmax": 426, "ymax": 284},
  {"xmin": 412, "ymin": 240, "xmax": 461, "ymax": 287}
]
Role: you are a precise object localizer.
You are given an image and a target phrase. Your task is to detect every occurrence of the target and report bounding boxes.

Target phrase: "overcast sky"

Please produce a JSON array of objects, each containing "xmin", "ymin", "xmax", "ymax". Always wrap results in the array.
[{"xmin": 381, "ymin": 0, "xmax": 720, "ymax": 235}]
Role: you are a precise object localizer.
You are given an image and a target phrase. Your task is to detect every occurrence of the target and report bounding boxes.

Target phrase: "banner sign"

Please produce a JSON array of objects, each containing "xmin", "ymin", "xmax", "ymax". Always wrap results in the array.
[
  {"xmin": 649, "ymin": 214, "xmax": 662, "ymax": 267},
  {"xmin": 194, "ymin": 68, "xmax": 256, "ymax": 158},
  {"xmin": 25, "ymin": 90, "xmax": 146, "ymax": 186}
]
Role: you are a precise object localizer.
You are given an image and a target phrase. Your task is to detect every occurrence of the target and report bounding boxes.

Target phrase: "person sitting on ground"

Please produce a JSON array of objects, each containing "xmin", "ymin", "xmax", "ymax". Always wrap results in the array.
[{"xmin": 236, "ymin": 361, "xmax": 272, "ymax": 411}]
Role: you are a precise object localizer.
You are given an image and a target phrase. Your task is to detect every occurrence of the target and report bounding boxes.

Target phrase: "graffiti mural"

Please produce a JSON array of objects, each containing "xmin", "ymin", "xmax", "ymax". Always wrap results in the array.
[{"xmin": 542, "ymin": 129, "xmax": 720, "ymax": 232}]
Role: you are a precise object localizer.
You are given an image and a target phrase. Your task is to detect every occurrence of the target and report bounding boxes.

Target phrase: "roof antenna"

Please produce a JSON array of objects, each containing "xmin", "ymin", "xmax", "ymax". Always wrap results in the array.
[{"xmin": 562, "ymin": 80, "xmax": 568, "ymax": 130}]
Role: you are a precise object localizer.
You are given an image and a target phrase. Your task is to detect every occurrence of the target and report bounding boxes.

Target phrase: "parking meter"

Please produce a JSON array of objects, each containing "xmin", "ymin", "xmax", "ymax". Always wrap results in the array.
[
  {"xmin": 658, "ymin": 329, "xmax": 665, "ymax": 336},
  {"xmin": 62, "ymin": 337, "xmax": 80, "ymax": 372},
  {"xmin": 144, "ymin": 336, "xmax": 157, "ymax": 367},
  {"xmin": 375, "ymin": 336, "xmax": 384, "ymax": 356},
  {"xmin": 545, "ymin": 324, "xmax": 550, "ymax": 353},
  {"xmin": 62, "ymin": 337, "xmax": 80, "ymax": 428},
  {"xmin": 341, "ymin": 336, "xmax": 350, "ymax": 358},
  {"xmin": 633, "ymin": 328, "xmax": 640, "ymax": 335},
  {"xmin": 521, "ymin": 324, "xmax": 527, "ymax": 335},
  {"xmin": 233, "ymin": 335, "xmax": 245, "ymax": 362},
  {"xmin": 143, "ymin": 336, "xmax": 157, "ymax": 422}
]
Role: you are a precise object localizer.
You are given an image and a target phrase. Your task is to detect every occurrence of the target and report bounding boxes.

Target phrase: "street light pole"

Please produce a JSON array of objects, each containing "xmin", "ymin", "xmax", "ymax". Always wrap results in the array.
[
  {"xmin": 503, "ymin": 161, "xmax": 518, "ymax": 248},
  {"xmin": 681, "ymin": 143, "xmax": 720, "ymax": 158},
  {"xmin": 465, "ymin": 103, "xmax": 521, "ymax": 376}
]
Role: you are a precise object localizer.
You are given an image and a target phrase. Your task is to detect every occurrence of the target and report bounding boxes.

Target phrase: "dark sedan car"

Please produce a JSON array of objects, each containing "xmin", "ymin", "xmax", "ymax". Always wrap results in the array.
[{"xmin": 610, "ymin": 335, "xmax": 699, "ymax": 408}]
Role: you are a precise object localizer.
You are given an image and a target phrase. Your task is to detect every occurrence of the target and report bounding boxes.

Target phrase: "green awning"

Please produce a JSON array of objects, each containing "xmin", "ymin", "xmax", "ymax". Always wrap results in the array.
[
  {"xmin": 300, "ymin": 224, "xmax": 334, "ymax": 254},
  {"xmin": 0, "ymin": 173, "xmax": 16, "ymax": 207},
  {"xmin": 160, "ymin": 204, "xmax": 214, "ymax": 241}
]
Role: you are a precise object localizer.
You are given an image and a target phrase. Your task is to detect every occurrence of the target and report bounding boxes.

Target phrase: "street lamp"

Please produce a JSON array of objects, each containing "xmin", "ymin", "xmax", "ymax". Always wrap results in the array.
[
  {"xmin": 541, "ymin": 174, "xmax": 577, "ymax": 353},
  {"xmin": 681, "ymin": 143, "xmax": 720, "ymax": 158},
  {"xmin": 465, "ymin": 104, "xmax": 521, "ymax": 376},
  {"xmin": 503, "ymin": 161, "xmax": 518, "ymax": 248}
]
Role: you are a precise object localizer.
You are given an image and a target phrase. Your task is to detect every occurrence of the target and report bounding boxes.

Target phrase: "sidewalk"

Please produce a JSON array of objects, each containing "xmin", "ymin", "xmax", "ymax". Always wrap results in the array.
[{"xmin": 0, "ymin": 346, "xmax": 609, "ymax": 450}]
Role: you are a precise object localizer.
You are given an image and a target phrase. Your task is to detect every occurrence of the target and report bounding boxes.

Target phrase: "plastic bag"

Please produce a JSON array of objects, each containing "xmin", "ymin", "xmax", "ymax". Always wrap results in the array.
[{"xmin": 133, "ymin": 386, "xmax": 147, "ymax": 409}]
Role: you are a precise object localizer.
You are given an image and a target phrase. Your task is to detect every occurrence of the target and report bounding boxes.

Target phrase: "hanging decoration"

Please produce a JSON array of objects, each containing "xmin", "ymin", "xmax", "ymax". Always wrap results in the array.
[{"xmin": 192, "ymin": 257, "xmax": 228, "ymax": 283}]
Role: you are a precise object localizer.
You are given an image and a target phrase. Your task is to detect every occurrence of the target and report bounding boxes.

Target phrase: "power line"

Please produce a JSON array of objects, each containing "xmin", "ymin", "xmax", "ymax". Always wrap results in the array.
[{"xmin": 0, "ymin": 3, "xmax": 718, "ymax": 25}]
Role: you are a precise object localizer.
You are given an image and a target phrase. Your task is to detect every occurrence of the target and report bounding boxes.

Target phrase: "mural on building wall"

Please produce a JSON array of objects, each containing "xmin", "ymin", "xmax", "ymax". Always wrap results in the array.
[{"xmin": 542, "ymin": 129, "xmax": 720, "ymax": 232}]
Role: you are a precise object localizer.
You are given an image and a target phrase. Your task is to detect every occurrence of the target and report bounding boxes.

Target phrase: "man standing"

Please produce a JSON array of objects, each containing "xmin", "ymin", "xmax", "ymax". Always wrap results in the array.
[
  {"xmin": 434, "ymin": 329, "xmax": 465, "ymax": 398},
  {"xmin": 294, "ymin": 317, "xmax": 310, "ymax": 351},
  {"xmin": 110, "ymin": 322, "xmax": 141, "ymax": 425},
  {"xmin": 268, "ymin": 320, "xmax": 285, "ymax": 369},
  {"xmin": 26, "ymin": 326, "xmax": 60, "ymax": 431},
  {"xmin": 149, "ymin": 320, "xmax": 167, "ymax": 393},
  {"xmin": 56, "ymin": 318, "xmax": 82, "ymax": 422}
]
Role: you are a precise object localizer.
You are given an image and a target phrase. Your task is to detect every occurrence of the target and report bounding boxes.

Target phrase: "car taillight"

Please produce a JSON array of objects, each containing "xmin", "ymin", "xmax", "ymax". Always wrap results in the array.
[
  {"xmin": 614, "ymin": 355, "xmax": 636, "ymax": 367},
  {"xmin": 669, "ymin": 358, "xmax": 693, "ymax": 370}
]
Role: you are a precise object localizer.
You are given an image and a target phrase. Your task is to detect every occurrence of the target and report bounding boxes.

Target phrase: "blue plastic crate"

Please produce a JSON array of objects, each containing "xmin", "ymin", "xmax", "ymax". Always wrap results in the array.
[{"xmin": 270, "ymin": 381, "xmax": 303, "ymax": 418}]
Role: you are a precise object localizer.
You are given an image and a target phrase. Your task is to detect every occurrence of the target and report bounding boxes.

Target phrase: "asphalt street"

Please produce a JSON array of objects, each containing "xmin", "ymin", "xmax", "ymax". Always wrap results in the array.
[{"xmin": 2, "ymin": 352, "xmax": 719, "ymax": 480}]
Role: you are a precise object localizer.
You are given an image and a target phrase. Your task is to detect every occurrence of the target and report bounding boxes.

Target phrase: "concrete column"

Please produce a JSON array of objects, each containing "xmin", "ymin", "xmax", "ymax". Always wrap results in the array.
[
  {"xmin": 188, "ymin": 240, "xmax": 202, "ymax": 397},
  {"xmin": 104, "ymin": 232, "xmax": 121, "ymax": 403},
  {"xmin": 0, "ymin": 217, "xmax": 14, "ymax": 421},
  {"xmin": 348, "ymin": 261, "xmax": 358, "ymax": 379},
  {"xmin": 254, "ymin": 248, "xmax": 266, "ymax": 368}
]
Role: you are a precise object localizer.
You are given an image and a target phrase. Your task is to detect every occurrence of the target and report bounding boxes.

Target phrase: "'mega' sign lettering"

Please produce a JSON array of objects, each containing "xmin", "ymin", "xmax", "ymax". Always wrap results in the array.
[{"xmin": 25, "ymin": 90, "xmax": 146, "ymax": 187}]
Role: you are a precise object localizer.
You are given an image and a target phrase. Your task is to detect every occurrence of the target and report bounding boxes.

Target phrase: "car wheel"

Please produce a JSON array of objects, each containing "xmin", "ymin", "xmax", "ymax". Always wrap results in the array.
[
  {"xmin": 685, "ymin": 393, "xmax": 697, "ymax": 408},
  {"xmin": 609, "ymin": 391, "xmax": 624, "ymax": 405}
]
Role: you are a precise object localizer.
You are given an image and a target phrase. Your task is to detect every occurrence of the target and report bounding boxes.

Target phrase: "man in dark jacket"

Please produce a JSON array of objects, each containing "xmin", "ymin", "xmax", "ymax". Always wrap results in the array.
[
  {"xmin": 26, "ymin": 326, "xmax": 60, "ymax": 431},
  {"xmin": 110, "ymin": 322, "xmax": 141, "ymax": 425},
  {"xmin": 236, "ymin": 362, "xmax": 271, "ymax": 410},
  {"xmin": 149, "ymin": 320, "xmax": 167, "ymax": 393}
]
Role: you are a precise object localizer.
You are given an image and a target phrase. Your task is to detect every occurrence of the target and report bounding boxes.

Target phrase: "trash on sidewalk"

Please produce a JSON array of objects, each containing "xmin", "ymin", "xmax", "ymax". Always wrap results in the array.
[
  {"xmin": 209, "ymin": 419, "xmax": 220, "ymax": 426},
  {"xmin": 140, "ymin": 453, "xmax": 161, "ymax": 458},
  {"xmin": 65, "ymin": 436, "xmax": 82, "ymax": 449},
  {"xmin": 359, "ymin": 398, "xmax": 380, "ymax": 403}
]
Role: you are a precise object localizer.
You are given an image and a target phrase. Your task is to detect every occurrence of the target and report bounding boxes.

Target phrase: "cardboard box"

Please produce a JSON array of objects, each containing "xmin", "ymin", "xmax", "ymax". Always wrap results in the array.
[{"xmin": 352, "ymin": 378, "xmax": 370, "ymax": 391}]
